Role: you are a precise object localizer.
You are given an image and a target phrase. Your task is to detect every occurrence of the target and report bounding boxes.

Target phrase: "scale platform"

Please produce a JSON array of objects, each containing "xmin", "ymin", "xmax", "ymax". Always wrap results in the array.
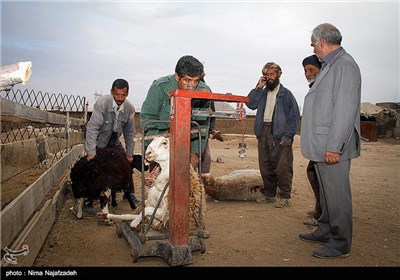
[{"xmin": 116, "ymin": 221, "xmax": 208, "ymax": 266}]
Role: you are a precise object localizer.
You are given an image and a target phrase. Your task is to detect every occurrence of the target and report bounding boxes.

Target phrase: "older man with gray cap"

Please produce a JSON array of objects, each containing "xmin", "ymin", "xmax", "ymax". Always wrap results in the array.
[{"xmin": 246, "ymin": 62, "xmax": 300, "ymax": 208}]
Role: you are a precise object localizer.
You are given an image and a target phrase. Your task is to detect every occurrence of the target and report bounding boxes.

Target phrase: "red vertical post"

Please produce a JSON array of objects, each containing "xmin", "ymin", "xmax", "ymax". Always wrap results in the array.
[
  {"xmin": 168, "ymin": 93, "xmax": 192, "ymax": 246},
  {"xmin": 168, "ymin": 89, "xmax": 249, "ymax": 249}
]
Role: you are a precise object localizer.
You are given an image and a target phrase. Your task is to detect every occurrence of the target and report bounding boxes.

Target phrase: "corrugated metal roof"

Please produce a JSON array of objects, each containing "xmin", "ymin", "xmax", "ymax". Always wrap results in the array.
[{"xmin": 214, "ymin": 101, "xmax": 236, "ymax": 112}]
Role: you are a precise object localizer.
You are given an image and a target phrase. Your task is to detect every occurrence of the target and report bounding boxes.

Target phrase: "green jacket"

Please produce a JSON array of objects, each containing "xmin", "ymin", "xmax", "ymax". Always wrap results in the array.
[{"xmin": 140, "ymin": 74, "xmax": 211, "ymax": 153}]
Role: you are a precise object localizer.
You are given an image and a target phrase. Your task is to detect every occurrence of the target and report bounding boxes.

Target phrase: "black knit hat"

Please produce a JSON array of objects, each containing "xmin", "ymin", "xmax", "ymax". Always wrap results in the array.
[{"xmin": 302, "ymin": 55, "xmax": 322, "ymax": 69}]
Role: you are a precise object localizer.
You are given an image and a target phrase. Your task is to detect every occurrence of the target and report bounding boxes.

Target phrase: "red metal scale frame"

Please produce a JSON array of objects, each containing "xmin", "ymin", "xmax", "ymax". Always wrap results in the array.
[{"xmin": 116, "ymin": 90, "xmax": 249, "ymax": 266}]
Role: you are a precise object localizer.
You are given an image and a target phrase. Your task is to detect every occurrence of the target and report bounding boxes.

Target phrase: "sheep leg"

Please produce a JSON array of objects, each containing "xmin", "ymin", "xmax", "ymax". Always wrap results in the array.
[
  {"xmin": 125, "ymin": 191, "xmax": 137, "ymax": 210},
  {"xmin": 111, "ymin": 189, "xmax": 118, "ymax": 207},
  {"xmin": 145, "ymin": 206, "xmax": 164, "ymax": 221},
  {"xmin": 74, "ymin": 198, "xmax": 84, "ymax": 219},
  {"xmin": 130, "ymin": 206, "xmax": 164, "ymax": 228},
  {"xmin": 100, "ymin": 188, "xmax": 111, "ymax": 209},
  {"xmin": 96, "ymin": 212, "xmax": 138, "ymax": 223},
  {"xmin": 102, "ymin": 203, "xmax": 109, "ymax": 214},
  {"xmin": 130, "ymin": 213, "xmax": 143, "ymax": 228},
  {"xmin": 106, "ymin": 213, "xmax": 138, "ymax": 223}
]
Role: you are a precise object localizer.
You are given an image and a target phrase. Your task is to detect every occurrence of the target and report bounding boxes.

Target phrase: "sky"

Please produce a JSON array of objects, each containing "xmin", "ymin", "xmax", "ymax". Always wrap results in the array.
[{"xmin": 1, "ymin": 0, "xmax": 399, "ymax": 114}]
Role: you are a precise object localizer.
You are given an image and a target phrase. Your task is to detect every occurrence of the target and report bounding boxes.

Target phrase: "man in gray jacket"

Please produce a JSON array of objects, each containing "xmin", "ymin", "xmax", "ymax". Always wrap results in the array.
[
  {"xmin": 85, "ymin": 78, "xmax": 140, "ymax": 207},
  {"xmin": 299, "ymin": 23, "xmax": 361, "ymax": 259}
]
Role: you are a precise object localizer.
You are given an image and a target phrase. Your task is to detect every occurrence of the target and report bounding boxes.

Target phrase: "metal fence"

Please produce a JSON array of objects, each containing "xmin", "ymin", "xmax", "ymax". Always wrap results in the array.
[
  {"xmin": 1, "ymin": 87, "xmax": 87, "ymax": 175},
  {"xmin": 1, "ymin": 88, "xmax": 87, "ymax": 143},
  {"xmin": 1, "ymin": 88, "xmax": 86, "ymax": 112}
]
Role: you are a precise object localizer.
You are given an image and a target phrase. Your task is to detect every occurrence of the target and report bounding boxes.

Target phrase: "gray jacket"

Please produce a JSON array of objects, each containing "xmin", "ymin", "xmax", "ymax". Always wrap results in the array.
[
  {"xmin": 301, "ymin": 48, "xmax": 361, "ymax": 162},
  {"xmin": 85, "ymin": 95, "xmax": 136, "ymax": 157}
]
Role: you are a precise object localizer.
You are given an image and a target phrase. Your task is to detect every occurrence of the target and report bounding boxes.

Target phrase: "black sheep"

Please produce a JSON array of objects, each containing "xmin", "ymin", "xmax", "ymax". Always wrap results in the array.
[{"xmin": 70, "ymin": 147, "xmax": 146, "ymax": 219}]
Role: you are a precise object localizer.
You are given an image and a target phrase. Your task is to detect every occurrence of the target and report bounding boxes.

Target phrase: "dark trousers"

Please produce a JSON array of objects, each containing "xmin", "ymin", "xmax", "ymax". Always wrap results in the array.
[
  {"xmin": 307, "ymin": 161, "xmax": 321, "ymax": 219},
  {"xmin": 258, "ymin": 123, "xmax": 293, "ymax": 199},
  {"xmin": 201, "ymin": 141, "xmax": 211, "ymax": 174}
]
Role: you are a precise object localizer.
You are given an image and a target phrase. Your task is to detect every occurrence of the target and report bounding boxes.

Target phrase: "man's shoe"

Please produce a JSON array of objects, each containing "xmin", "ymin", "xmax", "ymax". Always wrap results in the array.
[
  {"xmin": 201, "ymin": 230, "xmax": 211, "ymax": 239},
  {"xmin": 307, "ymin": 210, "xmax": 317, "ymax": 217},
  {"xmin": 256, "ymin": 196, "xmax": 276, "ymax": 203},
  {"xmin": 275, "ymin": 198, "xmax": 291, "ymax": 208},
  {"xmin": 84, "ymin": 200, "xmax": 94, "ymax": 208},
  {"xmin": 303, "ymin": 217, "xmax": 318, "ymax": 226},
  {"xmin": 83, "ymin": 206, "xmax": 97, "ymax": 216},
  {"xmin": 307, "ymin": 210, "xmax": 321, "ymax": 220},
  {"xmin": 312, "ymin": 246, "xmax": 350, "ymax": 259},
  {"xmin": 299, "ymin": 232, "xmax": 329, "ymax": 244}
]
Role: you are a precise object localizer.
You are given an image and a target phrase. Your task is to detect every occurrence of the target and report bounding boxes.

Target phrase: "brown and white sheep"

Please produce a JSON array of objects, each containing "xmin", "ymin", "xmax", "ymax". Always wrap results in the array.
[
  {"xmin": 98, "ymin": 136, "xmax": 206, "ymax": 231},
  {"xmin": 202, "ymin": 169, "xmax": 265, "ymax": 201}
]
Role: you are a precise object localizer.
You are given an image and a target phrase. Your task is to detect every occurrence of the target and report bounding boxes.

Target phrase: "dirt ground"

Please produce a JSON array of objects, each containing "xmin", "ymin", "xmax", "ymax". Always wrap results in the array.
[{"xmin": 3, "ymin": 134, "xmax": 399, "ymax": 268}]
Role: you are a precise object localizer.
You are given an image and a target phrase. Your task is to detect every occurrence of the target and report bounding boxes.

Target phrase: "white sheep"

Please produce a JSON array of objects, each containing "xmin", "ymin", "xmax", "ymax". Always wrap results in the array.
[
  {"xmin": 98, "ymin": 136, "xmax": 206, "ymax": 231},
  {"xmin": 202, "ymin": 169, "xmax": 265, "ymax": 201}
]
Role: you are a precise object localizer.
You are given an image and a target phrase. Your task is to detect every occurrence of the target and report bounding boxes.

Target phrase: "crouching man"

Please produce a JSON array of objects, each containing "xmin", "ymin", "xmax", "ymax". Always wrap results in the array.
[{"xmin": 85, "ymin": 78, "xmax": 141, "ymax": 210}]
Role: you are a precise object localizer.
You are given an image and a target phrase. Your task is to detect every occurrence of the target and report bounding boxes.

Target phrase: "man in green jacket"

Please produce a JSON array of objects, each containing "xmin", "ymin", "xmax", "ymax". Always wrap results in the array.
[{"xmin": 140, "ymin": 55, "xmax": 211, "ymax": 170}]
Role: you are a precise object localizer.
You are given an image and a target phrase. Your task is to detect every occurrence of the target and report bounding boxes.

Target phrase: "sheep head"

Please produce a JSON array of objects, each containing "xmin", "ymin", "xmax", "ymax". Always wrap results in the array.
[{"xmin": 145, "ymin": 137, "xmax": 170, "ymax": 164}]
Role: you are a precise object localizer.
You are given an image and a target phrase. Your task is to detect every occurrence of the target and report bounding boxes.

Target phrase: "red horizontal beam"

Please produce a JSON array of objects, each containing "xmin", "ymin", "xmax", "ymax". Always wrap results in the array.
[{"xmin": 169, "ymin": 90, "xmax": 249, "ymax": 103}]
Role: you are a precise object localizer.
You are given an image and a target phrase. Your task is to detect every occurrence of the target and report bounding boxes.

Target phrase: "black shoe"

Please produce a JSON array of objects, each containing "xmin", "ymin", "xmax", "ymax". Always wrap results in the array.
[
  {"xmin": 306, "ymin": 210, "xmax": 317, "ymax": 217},
  {"xmin": 299, "ymin": 232, "xmax": 329, "ymax": 244},
  {"xmin": 312, "ymin": 246, "xmax": 350, "ymax": 259},
  {"xmin": 83, "ymin": 206, "xmax": 97, "ymax": 216},
  {"xmin": 303, "ymin": 217, "xmax": 318, "ymax": 226},
  {"xmin": 84, "ymin": 200, "xmax": 94, "ymax": 208}
]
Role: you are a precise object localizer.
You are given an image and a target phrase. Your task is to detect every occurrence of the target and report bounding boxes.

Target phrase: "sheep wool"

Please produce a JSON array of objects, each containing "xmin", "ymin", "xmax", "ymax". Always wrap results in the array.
[
  {"xmin": 153, "ymin": 165, "xmax": 206, "ymax": 232},
  {"xmin": 203, "ymin": 169, "xmax": 265, "ymax": 201}
]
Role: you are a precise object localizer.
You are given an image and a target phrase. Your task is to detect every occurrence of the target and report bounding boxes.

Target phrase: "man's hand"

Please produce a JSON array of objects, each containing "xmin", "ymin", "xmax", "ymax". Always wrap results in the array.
[
  {"xmin": 210, "ymin": 129, "xmax": 223, "ymax": 142},
  {"xmin": 86, "ymin": 154, "xmax": 95, "ymax": 161},
  {"xmin": 190, "ymin": 153, "xmax": 199, "ymax": 169},
  {"xmin": 279, "ymin": 138, "xmax": 292, "ymax": 147},
  {"xmin": 144, "ymin": 176, "xmax": 155, "ymax": 187},
  {"xmin": 126, "ymin": 155, "xmax": 133, "ymax": 162},
  {"xmin": 145, "ymin": 165, "xmax": 161, "ymax": 187},
  {"xmin": 325, "ymin": 151, "xmax": 340, "ymax": 165},
  {"xmin": 256, "ymin": 76, "xmax": 267, "ymax": 89}
]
